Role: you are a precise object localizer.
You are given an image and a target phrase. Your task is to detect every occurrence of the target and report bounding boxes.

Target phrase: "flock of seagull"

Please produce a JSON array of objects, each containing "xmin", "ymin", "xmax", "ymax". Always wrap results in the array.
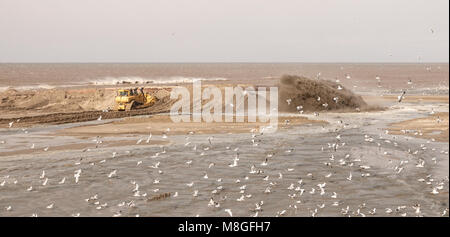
[{"xmin": 0, "ymin": 72, "xmax": 448, "ymax": 217}]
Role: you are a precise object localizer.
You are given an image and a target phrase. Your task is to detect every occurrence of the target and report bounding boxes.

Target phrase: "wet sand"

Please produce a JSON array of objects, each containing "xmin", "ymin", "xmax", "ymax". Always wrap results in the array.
[
  {"xmin": 0, "ymin": 139, "xmax": 169, "ymax": 158},
  {"xmin": 0, "ymin": 98, "xmax": 448, "ymax": 217},
  {"xmin": 389, "ymin": 112, "xmax": 449, "ymax": 142},
  {"xmin": 55, "ymin": 115, "xmax": 327, "ymax": 137}
]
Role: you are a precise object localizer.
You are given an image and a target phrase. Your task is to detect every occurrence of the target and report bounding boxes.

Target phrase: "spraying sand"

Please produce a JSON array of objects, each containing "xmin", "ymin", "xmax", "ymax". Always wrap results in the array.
[{"xmin": 278, "ymin": 75, "xmax": 368, "ymax": 113}]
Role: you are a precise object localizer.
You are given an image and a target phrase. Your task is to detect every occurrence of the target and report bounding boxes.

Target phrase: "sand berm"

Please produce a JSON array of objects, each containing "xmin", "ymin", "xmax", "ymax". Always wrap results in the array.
[{"xmin": 0, "ymin": 76, "xmax": 369, "ymax": 126}]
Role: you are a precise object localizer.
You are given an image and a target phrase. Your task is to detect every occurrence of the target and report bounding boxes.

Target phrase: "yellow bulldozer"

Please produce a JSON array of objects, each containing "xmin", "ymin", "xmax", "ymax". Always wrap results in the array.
[{"xmin": 115, "ymin": 88, "xmax": 157, "ymax": 111}]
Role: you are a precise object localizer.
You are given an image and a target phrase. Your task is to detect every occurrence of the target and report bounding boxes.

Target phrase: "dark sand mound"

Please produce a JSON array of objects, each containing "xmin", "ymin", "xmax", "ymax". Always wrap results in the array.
[{"xmin": 279, "ymin": 75, "xmax": 367, "ymax": 112}]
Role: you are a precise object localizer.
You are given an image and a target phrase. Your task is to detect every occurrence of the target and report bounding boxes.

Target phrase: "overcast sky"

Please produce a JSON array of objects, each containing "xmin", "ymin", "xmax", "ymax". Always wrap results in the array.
[{"xmin": 0, "ymin": 0, "xmax": 448, "ymax": 62}]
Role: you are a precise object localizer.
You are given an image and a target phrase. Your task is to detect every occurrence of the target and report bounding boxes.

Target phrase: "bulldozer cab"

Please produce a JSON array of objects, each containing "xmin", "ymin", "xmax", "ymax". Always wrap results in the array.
[
  {"xmin": 117, "ymin": 89, "xmax": 140, "ymax": 97},
  {"xmin": 118, "ymin": 90, "xmax": 129, "ymax": 96}
]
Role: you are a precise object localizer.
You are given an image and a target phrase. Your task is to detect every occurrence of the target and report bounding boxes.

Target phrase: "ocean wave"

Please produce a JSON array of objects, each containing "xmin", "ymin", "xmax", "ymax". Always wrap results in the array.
[
  {"xmin": 88, "ymin": 76, "xmax": 227, "ymax": 86},
  {"xmin": 0, "ymin": 84, "xmax": 56, "ymax": 92}
]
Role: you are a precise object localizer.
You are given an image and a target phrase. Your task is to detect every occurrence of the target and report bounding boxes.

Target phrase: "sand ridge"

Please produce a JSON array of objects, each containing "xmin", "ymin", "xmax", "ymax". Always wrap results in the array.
[{"xmin": 0, "ymin": 77, "xmax": 373, "ymax": 128}]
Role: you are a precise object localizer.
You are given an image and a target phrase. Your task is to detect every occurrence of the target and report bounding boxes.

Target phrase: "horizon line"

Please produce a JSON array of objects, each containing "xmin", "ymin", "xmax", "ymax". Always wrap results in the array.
[{"xmin": 0, "ymin": 61, "xmax": 448, "ymax": 64}]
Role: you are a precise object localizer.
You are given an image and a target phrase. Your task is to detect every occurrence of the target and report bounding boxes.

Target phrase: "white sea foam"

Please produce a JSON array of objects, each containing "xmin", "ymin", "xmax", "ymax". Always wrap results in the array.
[
  {"xmin": 0, "ymin": 84, "xmax": 56, "ymax": 92},
  {"xmin": 0, "ymin": 77, "xmax": 228, "ymax": 91},
  {"xmin": 88, "ymin": 76, "xmax": 227, "ymax": 86}
]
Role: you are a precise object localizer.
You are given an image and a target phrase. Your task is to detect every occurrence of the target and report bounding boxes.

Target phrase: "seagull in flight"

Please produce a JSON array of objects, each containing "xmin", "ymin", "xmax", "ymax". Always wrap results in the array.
[
  {"xmin": 224, "ymin": 209, "xmax": 233, "ymax": 217},
  {"xmin": 347, "ymin": 172, "xmax": 352, "ymax": 181},
  {"xmin": 108, "ymin": 170, "xmax": 117, "ymax": 178}
]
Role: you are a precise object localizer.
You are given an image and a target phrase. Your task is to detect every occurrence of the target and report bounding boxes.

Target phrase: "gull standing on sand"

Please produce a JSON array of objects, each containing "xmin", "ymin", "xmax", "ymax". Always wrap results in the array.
[
  {"xmin": 397, "ymin": 91, "xmax": 406, "ymax": 103},
  {"xmin": 74, "ymin": 169, "xmax": 81, "ymax": 183},
  {"xmin": 146, "ymin": 133, "xmax": 152, "ymax": 143}
]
